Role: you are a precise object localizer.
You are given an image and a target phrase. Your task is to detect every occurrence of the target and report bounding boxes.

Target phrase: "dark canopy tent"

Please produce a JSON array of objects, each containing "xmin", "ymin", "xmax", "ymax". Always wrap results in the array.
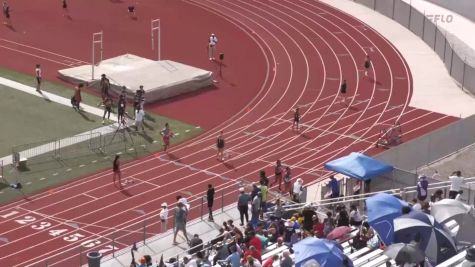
[{"xmin": 324, "ymin": 152, "xmax": 394, "ymax": 181}]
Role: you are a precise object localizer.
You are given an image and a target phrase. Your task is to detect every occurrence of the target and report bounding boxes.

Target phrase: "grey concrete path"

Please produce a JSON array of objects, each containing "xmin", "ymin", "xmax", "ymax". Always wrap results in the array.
[
  {"xmin": 0, "ymin": 77, "xmax": 119, "ymax": 165},
  {"xmin": 321, "ymin": 0, "xmax": 475, "ymax": 118},
  {"xmin": 94, "ymin": 205, "xmax": 242, "ymax": 267}
]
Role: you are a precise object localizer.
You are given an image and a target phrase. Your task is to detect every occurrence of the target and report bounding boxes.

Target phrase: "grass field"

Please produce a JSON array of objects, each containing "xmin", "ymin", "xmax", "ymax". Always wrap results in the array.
[
  {"xmin": 0, "ymin": 85, "xmax": 103, "ymax": 157},
  {"xmin": 0, "ymin": 69, "xmax": 203, "ymax": 204}
]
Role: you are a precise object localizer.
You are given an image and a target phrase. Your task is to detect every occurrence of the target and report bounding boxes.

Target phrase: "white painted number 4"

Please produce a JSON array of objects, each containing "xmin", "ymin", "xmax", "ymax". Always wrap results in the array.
[{"xmin": 49, "ymin": 229, "xmax": 69, "ymax": 237}]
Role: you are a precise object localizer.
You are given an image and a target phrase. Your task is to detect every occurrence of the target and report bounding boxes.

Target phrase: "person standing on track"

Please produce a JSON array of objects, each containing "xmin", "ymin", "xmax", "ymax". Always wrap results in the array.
[
  {"xmin": 112, "ymin": 155, "xmax": 122, "ymax": 186},
  {"xmin": 271, "ymin": 160, "xmax": 284, "ymax": 191},
  {"xmin": 161, "ymin": 123, "xmax": 174, "ymax": 152},
  {"xmin": 62, "ymin": 0, "xmax": 68, "ymax": 16},
  {"xmin": 207, "ymin": 184, "xmax": 215, "ymax": 222},
  {"xmin": 340, "ymin": 79, "xmax": 347, "ymax": 104},
  {"xmin": 208, "ymin": 33, "xmax": 218, "ymax": 60},
  {"xmin": 172, "ymin": 202, "xmax": 190, "ymax": 245},
  {"xmin": 216, "ymin": 131, "xmax": 225, "ymax": 161},
  {"xmin": 35, "ymin": 64, "xmax": 42, "ymax": 93},
  {"xmin": 2, "ymin": 1, "xmax": 11, "ymax": 26},
  {"xmin": 292, "ymin": 107, "xmax": 301, "ymax": 132},
  {"xmin": 283, "ymin": 166, "xmax": 292, "ymax": 196},
  {"xmin": 364, "ymin": 54, "xmax": 372, "ymax": 77},
  {"xmin": 159, "ymin": 202, "xmax": 168, "ymax": 233}
]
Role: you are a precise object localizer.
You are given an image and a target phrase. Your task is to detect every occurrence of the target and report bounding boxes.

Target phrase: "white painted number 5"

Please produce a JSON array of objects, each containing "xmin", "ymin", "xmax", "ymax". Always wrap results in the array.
[{"xmin": 64, "ymin": 233, "xmax": 85, "ymax": 242}]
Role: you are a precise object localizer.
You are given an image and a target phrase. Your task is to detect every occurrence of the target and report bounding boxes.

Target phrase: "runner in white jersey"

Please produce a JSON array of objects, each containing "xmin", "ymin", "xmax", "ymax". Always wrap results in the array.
[{"xmin": 35, "ymin": 64, "xmax": 42, "ymax": 93}]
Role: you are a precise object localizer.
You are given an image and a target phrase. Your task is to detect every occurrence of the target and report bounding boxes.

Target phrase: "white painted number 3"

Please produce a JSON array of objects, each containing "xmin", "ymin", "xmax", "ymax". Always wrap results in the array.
[
  {"xmin": 31, "ymin": 221, "xmax": 52, "ymax": 230},
  {"xmin": 64, "ymin": 233, "xmax": 85, "ymax": 242}
]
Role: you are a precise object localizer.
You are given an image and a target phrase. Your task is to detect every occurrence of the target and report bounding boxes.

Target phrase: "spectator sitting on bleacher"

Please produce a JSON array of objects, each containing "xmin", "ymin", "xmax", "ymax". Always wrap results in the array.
[
  {"xmin": 185, "ymin": 251, "xmax": 210, "ymax": 267},
  {"xmin": 247, "ymin": 231, "xmax": 263, "ymax": 254},
  {"xmin": 323, "ymin": 212, "xmax": 335, "ymax": 237},
  {"xmin": 430, "ymin": 189, "xmax": 443, "ymax": 204},
  {"xmin": 189, "ymin": 234, "xmax": 203, "ymax": 255},
  {"xmin": 245, "ymin": 256, "xmax": 262, "ymax": 267},
  {"xmin": 243, "ymin": 246, "xmax": 262, "ymax": 265},
  {"xmin": 349, "ymin": 205, "xmax": 363, "ymax": 226},
  {"xmin": 421, "ymin": 202, "xmax": 430, "ymax": 214},
  {"xmin": 401, "ymin": 206, "xmax": 411, "ymax": 215},
  {"xmin": 312, "ymin": 216, "xmax": 324, "ymax": 238},
  {"xmin": 336, "ymin": 207, "xmax": 350, "ymax": 227},
  {"xmin": 279, "ymin": 250, "xmax": 293, "ymax": 267},
  {"xmin": 302, "ymin": 203, "xmax": 316, "ymax": 231},
  {"xmin": 263, "ymin": 255, "xmax": 279, "ymax": 267},
  {"xmin": 222, "ymin": 244, "xmax": 242, "ymax": 267},
  {"xmin": 213, "ymin": 241, "xmax": 230, "ymax": 265},
  {"xmin": 410, "ymin": 198, "xmax": 421, "ymax": 210}
]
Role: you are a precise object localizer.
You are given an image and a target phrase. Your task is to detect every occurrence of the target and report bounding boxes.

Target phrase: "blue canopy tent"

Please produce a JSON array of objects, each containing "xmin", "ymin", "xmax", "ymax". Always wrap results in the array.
[{"xmin": 324, "ymin": 152, "xmax": 394, "ymax": 181}]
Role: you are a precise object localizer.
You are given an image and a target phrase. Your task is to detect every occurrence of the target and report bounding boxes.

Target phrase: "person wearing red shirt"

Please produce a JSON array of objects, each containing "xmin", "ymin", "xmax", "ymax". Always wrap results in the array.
[
  {"xmin": 312, "ymin": 216, "xmax": 324, "ymax": 238},
  {"xmin": 242, "ymin": 246, "xmax": 262, "ymax": 264},
  {"xmin": 263, "ymin": 255, "xmax": 278, "ymax": 267},
  {"xmin": 248, "ymin": 233, "xmax": 262, "ymax": 253}
]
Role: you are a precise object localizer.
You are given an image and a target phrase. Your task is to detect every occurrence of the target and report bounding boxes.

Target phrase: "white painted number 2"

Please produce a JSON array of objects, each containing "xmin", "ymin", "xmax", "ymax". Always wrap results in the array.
[
  {"xmin": 31, "ymin": 221, "xmax": 52, "ymax": 230},
  {"xmin": 15, "ymin": 216, "xmax": 36, "ymax": 225},
  {"xmin": 64, "ymin": 233, "xmax": 85, "ymax": 242}
]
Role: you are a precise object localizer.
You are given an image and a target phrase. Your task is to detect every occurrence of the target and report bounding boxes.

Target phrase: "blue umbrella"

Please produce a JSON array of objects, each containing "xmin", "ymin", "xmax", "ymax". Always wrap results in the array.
[
  {"xmin": 394, "ymin": 210, "xmax": 457, "ymax": 265},
  {"xmin": 294, "ymin": 237, "xmax": 353, "ymax": 267},
  {"xmin": 366, "ymin": 193, "xmax": 409, "ymax": 245}
]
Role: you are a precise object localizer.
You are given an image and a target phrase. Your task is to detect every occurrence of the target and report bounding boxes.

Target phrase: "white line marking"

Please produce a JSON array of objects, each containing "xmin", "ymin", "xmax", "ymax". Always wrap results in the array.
[
  {"xmin": 39, "ymin": 178, "xmax": 46, "ymax": 181},
  {"xmin": 83, "ymin": 193, "xmax": 98, "ymax": 200}
]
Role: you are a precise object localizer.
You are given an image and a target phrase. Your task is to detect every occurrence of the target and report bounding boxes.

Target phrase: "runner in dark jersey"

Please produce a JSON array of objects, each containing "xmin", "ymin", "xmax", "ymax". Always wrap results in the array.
[
  {"xmin": 364, "ymin": 54, "xmax": 371, "ymax": 77},
  {"xmin": 112, "ymin": 155, "xmax": 122, "ymax": 186},
  {"xmin": 340, "ymin": 79, "xmax": 347, "ymax": 104},
  {"xmin": 293, "ymin": 107, "xmax": 301, "ymax": 132},
  {"xmin": 216, "ymin": 131, "xmax": 225, "ymax": 161}
]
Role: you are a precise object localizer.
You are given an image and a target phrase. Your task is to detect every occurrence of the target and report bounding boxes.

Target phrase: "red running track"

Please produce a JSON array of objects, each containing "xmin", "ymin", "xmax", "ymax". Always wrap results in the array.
[{"xmin": 0, "ymin": 0, "xmax": 457, "ymax": 266}]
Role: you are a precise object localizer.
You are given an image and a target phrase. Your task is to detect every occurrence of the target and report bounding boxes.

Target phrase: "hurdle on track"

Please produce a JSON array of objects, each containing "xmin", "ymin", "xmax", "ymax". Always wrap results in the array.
[
  {"xmin": 92, "ymin": 31, "xmax": 104, "ymax": 80},
  {"xmin": 151, "ymin": 19, "xmax": 161, "ymax": 61}
]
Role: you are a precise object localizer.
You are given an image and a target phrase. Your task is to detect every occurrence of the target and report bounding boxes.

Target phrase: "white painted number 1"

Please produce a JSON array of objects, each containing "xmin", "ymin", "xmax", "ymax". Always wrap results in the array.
[{"xmin": 0, "ymin": 210, "xmax": 19, "ymax": 219}]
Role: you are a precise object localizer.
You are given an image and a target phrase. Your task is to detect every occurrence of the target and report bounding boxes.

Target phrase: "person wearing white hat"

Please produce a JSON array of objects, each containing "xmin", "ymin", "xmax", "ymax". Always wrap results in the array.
[
  {"xmin": 159, "ymin": 202, "xmax": 168, "ymax": 233},
  {"xmin": 208, "ymin": 33, "xmax": 218, "ymax": 60}
]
